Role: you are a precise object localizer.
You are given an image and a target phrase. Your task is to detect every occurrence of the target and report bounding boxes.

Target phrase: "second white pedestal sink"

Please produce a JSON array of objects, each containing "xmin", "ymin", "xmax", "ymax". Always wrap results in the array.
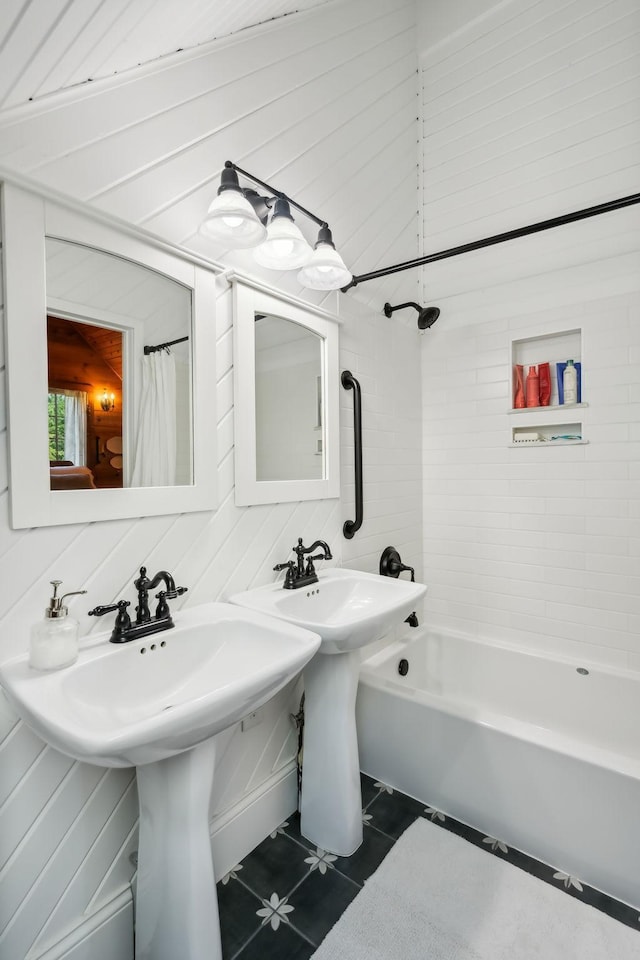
[
  {"xmin": 0, "ymin": 603, "xmax": 321, "ymax": 960},
  {"xmin": 230, "ymin": 568, "xmax": 426, "ymax": 855}
]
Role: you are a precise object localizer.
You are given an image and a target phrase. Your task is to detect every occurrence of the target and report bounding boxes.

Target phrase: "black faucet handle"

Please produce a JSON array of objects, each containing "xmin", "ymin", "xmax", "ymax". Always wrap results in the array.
[
  {"xmin": 274, "ymin": 561, "xmax": 296, "ymax": 588},
  {"xmin": 88, "ymin": 600, "xmax": 130, "ymax": 617},
  {"xmin": 162, "ymin": 586, "xmax": 188, "ymax": 600}
]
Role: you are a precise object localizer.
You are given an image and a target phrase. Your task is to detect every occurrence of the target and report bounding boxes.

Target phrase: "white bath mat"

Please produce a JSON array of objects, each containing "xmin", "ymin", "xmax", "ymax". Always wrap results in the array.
[{"xmin": 310, "ymin": 818, "xmax": 639, "ymax": 960}]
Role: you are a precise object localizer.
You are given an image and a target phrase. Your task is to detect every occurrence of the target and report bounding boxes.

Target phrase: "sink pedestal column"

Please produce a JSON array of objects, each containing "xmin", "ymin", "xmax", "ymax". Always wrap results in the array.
[
  {"xmin": 135, "ymin": 738, "xmax": 221, "ymax": 960},
  {"xmin": 300, "ymin": 650, "xmax": 363, "ymax": 856}
]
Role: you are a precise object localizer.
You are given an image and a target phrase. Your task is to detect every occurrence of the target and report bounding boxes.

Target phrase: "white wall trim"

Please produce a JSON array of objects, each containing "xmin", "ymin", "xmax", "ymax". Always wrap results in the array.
[
  {"xmin": 211, "ymin": 761, "xmax": 299, "ymax": 878},
  {"xmin": 0, "ymin": 167, "xmax": 223, "ymax": 275},
  {"xmin": 228, "ymin": 272, "xmax": 342, "ymax": 323},
  {"xmin": 26, "ymin": 890, "xmax": 133, "ymax": 960}
]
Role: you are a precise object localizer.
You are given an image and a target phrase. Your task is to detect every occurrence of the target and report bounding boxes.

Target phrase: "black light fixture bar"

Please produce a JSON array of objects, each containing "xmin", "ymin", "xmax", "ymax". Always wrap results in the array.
[
  {"xmin": 341, "ymin": 192, "xmax": 640, "ymax": 291},
  {"xmin": 225, "ymin": 160, "xmax": 328, "ymax": 229}
]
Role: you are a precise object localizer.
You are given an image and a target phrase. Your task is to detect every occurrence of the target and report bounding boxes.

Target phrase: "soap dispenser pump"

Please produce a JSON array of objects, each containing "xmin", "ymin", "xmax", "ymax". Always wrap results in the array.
[{"xmin": 29, "ymin": 581, "xmax": 88, "ymax": 671}]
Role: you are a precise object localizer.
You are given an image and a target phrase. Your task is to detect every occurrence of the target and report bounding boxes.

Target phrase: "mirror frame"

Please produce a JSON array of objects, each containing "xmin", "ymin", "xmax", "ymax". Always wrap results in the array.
[
  {"xmin": 233, "ymin": 279, "xmax": 340, "ymax": 506},
  {"xmin": 2, "ymin": 182, "xmax": 218, "ymax": 528}
]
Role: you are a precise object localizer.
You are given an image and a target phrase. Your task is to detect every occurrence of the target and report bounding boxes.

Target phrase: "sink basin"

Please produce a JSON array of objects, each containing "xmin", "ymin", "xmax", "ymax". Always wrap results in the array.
[
  {"xmin": 230, "ymin": 568, "xmax": 426, "ymax": 858},
  {"xmin": 0, "ymin": 601, "xmax": 321, "ymax": 768},
  {"xmin": 230, "ymin": 567, "xmax": 426, "ymax": 653},
  {"xmin": 0, "ymin": 602, "xmax": 321, "ymax": 960}
]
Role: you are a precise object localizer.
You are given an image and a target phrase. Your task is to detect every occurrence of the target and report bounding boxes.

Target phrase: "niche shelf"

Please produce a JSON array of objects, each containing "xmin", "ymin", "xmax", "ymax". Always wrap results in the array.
[{"xmin": 510, "ymin": 328, "xmax": 586, "ymax": 446}]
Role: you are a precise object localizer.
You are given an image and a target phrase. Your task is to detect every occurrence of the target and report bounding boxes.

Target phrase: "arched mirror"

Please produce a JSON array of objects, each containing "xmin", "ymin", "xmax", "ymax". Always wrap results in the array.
[
  {"xmin": 233, "ymin": 280, "xmax": 340, "ymax": 505},
  {"xmin": 2, "ymin": 183, "xmax": 217, "ymax": 528}
]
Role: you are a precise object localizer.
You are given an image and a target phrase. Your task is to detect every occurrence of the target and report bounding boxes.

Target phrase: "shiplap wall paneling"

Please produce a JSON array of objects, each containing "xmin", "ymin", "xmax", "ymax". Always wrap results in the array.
[
  {"xmin": 0, "ymin": 0, "xmax": 421, "ymax": 313},
  {"xmin": 0, "ymin": 1, "xmax": 422, "ymax": 955},
  {"xmin": 0, "ymin": 0, "xmax": 343, "ymax": 110},
  {"xmin": 419, "ymin": 0, "xmax": 640, "ymax": 298}
]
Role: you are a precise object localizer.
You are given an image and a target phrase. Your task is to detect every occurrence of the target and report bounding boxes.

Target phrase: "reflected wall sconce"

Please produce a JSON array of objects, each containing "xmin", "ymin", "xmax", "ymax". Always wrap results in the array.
[
  {"xmin": 99, "ymin": 388, "xmax": 116, "ymax": 411},
  {"xmin": 383, "ymin": 302, "xmax": 440, "ymax": 330},
  {"xmin": 200, "ymin": 161, "xmax": 351, "ymax": 290}
]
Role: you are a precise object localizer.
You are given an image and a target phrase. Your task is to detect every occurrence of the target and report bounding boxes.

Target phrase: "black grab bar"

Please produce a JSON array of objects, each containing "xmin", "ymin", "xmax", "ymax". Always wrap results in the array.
[{"xmin": 342, "ymin": 370, "xmax": 363, "ymax": 539}]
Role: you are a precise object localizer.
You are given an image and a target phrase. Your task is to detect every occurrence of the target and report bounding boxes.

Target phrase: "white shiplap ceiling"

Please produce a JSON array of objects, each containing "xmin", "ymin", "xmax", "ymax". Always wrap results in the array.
[{"xmin": 0, "ymin": 0, "xmax": 337, "ymax": 112}]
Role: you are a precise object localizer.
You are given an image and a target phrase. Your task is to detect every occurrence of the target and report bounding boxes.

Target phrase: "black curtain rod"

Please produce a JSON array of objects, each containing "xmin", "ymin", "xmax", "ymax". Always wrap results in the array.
[
  {"xmin": 342, "ymin": 193, "xmax": 640, "ymax": 291},
  {"xmin": 143, "ymin": 335, "xmax": 189, "ymax": 355}
]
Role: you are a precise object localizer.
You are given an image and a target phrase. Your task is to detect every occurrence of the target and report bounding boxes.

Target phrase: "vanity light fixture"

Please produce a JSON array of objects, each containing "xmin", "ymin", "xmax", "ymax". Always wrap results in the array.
[
  {"xmin": 298, "ymin": 225, "xmax": 351, "ymax": 291},
  {"xmin": 201, "ymin": 161, "xmax": 351, "ymax": 290},
  {"xmin": 253, "ymin": 197, "xmax": 313, "ymax": 270},
  {"xmin": 100, "ymin": 388, "xmax": 115, "ymax": 411},
  {"xmin": 200, "ymin": 167, "xmax": 267, "ymax": 248}
]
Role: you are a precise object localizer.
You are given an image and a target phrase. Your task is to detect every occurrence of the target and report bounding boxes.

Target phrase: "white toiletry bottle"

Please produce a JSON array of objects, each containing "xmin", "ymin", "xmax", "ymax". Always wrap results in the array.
[
  {"xmin": 563, "ymin": 359, "xmax": 578, "ymax": 405},
  {"xmin": 29, "ymin": 581, "xmax": 88, "ymax": 671}
]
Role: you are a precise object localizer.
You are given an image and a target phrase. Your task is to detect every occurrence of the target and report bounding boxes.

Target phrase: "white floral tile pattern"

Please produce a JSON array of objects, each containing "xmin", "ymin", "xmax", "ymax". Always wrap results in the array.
[
  {"xmin": 270, "ymin": 820, "xmax": 290, "ymax": 839},
  {"xmin": 553, "ymin": 871, "xmax": 584, "ymax": 891},
  {"xmin": 374, "ymin": 781, "xmax": 394, "ymax": 794},
  {"xmin": 216, "ymin": 775, "xmax": 639, "ymax": 959},
  {"xmin": 220, "ymin": 863, "xmax": 243, "ymax": 885},
  {"xmin": 482, "ymin": 836, "xmax": 509, "ymax": 854},
  {"xmin": 256, "ymin": 892, "xmax": 294, "ymax": 930},
  {"xmin": 304, "ymin": 848, "xmax": 338, "ymax": 874}
]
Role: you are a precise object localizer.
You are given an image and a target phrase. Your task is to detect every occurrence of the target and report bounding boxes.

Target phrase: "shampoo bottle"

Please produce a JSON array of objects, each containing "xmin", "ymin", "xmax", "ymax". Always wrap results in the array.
[
  {"xmin": 525, "ymin": 366, "xmax": 539, "ymax": 407},
  {"xmin": 29, "ymin": 581, "xmax": 87, "ymax": 671},
  {"xmin": 563, "ymin": 359, "xmax": 578, "ymax": 405},
  {"xmin": 513, "ymin": 365, "xmax": 525, "ymax": 408}
]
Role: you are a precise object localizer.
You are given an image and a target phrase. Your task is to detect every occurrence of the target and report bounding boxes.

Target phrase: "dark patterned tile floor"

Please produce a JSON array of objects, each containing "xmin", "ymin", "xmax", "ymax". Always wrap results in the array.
[{"xmin": 218, "ymin": 774, "xmax": 640, "ymax": 959}]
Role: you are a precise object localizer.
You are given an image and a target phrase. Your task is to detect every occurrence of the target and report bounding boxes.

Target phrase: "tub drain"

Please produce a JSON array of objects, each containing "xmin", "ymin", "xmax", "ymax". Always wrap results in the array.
[{"xmin": 398, "ymin": 658, "xmax": 409, "ymax": 677}]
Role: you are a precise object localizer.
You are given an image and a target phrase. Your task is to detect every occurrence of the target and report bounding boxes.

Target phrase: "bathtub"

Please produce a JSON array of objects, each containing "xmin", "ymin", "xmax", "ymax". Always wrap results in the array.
[{"xmin": 356, "ymin": 628, "xmax": 640, "ymax": 908}]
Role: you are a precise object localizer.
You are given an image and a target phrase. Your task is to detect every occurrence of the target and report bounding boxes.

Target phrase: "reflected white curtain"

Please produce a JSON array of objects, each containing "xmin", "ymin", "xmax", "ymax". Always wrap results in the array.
[
  {"xmin": 63, "ymin": 390, "xmax": 87, "ymax": 465},
  {"xmin": 131, "ymin": 349, "xmax": 177, "ymax": 487}
]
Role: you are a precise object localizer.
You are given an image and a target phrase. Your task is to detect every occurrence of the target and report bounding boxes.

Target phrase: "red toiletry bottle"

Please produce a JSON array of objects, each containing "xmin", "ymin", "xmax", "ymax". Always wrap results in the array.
[
  {"xmin": 513, "ymin": 365, "xmax": 525, "ymax": 408},
  {"xmin": 526, "ymin": 366, "xmax": 539, "ymax": 407}
]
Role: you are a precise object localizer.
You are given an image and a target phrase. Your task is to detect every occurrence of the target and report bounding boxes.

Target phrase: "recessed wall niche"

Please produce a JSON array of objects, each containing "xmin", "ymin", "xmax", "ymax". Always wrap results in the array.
[{"xmin": 509, "ymin": 328, "xmax": 588, "ymax": 446}]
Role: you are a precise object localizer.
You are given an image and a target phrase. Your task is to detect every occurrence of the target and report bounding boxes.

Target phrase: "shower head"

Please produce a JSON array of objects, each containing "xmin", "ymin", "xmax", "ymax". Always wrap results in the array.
[{"xmin": 383, "ymin": 302, "xmax": 440, "ymax": 330}]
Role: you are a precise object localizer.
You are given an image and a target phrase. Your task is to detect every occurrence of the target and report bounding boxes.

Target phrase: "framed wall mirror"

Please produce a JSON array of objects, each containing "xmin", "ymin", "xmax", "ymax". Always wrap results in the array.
[
  {"xmin": 2, "ymin": 182, "xmax": 218, "ymax": 528},
  {"xmin": 233, "ymin": 280, "xmax": 340, "ymax": 506}
]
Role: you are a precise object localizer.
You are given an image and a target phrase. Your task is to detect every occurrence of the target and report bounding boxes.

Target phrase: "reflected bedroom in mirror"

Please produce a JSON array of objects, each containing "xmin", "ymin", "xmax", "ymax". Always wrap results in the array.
[{"xmin": 45, "ymin": 238, "xmax": 193, "ymax": 493}]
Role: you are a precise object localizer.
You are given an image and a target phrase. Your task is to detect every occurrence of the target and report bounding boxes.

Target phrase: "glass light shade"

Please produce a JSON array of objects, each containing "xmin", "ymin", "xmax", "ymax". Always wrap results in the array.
[
  {"xmin": 253, "ymin": 216, "xmax": 313, "ymax": 270},
  {"xmin": 298, "ymin": 242, "xmax": 352, "ymax": 290},
  {"xmin": 200, "ymin": 190, "xmax": 267, "ymax": 248}
]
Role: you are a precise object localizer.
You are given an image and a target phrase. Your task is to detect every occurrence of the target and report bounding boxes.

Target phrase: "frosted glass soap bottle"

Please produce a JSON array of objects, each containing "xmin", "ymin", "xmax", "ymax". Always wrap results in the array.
[{"xmin": 29, "ymin": 580, "xmax": 88, "ymax": 671}]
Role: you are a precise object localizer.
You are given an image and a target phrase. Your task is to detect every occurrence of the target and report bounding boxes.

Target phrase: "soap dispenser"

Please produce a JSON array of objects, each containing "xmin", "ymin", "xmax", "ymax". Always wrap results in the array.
[{"xmin": 29, "ymin": 581, "xmax": 88, "ymax": 671}]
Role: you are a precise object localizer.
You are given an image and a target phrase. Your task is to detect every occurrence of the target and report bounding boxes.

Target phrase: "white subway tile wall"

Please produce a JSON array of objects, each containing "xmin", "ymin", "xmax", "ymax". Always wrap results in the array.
[{"xmin": 422, "ymin": 293, "xmax": 640, "ymax": 671}]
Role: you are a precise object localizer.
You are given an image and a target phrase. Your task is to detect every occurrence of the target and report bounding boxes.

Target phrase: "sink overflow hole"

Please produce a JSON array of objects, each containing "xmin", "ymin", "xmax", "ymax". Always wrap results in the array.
[
  {"xmin": 576, "ymin": 667, "xmax": 589, "ymax": 675},
  {"xmin": 398, "ymin": 658, "xmax": 409, "ymax": 677}
]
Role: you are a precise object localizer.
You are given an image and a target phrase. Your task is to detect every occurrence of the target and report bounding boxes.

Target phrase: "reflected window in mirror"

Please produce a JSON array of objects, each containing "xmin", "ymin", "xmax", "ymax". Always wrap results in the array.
[
  {"xmin": 45, "ymin": 237, "xmax": 193, "ymax": 490},
  {"xmin": 2, "ymin": 183, "xmax": 217, "ymax": 528}
]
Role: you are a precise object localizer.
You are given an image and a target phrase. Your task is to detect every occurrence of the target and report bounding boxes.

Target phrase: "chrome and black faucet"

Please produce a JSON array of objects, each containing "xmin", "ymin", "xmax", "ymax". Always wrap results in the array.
[
  {"xmin": 88, "ymin": 566, "xmax": 188, "ymax": 643},
  {"xmin": 274, "ymin": 538, "xmax": 332, "ymax": 590}
]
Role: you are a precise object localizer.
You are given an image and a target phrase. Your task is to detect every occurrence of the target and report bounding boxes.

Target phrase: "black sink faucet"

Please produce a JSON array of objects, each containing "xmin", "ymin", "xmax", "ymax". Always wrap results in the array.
[
  {"xmin": 89, "ymin": 566, "xmax": 188, "ymax": 643},
  {"xmin": 274, "ymin": 538, "xmax": 332, "ymax": 590}
]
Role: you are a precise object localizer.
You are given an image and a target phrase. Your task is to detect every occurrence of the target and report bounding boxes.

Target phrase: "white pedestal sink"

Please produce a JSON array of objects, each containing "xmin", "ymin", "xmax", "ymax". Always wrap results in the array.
[
  {"xmin": 0, "ymin": 603, "xmax": 321, "ymax": 960},
  {"xmin": 230, "ymin": 568, "xmax": 426, "ymax": 856}
]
